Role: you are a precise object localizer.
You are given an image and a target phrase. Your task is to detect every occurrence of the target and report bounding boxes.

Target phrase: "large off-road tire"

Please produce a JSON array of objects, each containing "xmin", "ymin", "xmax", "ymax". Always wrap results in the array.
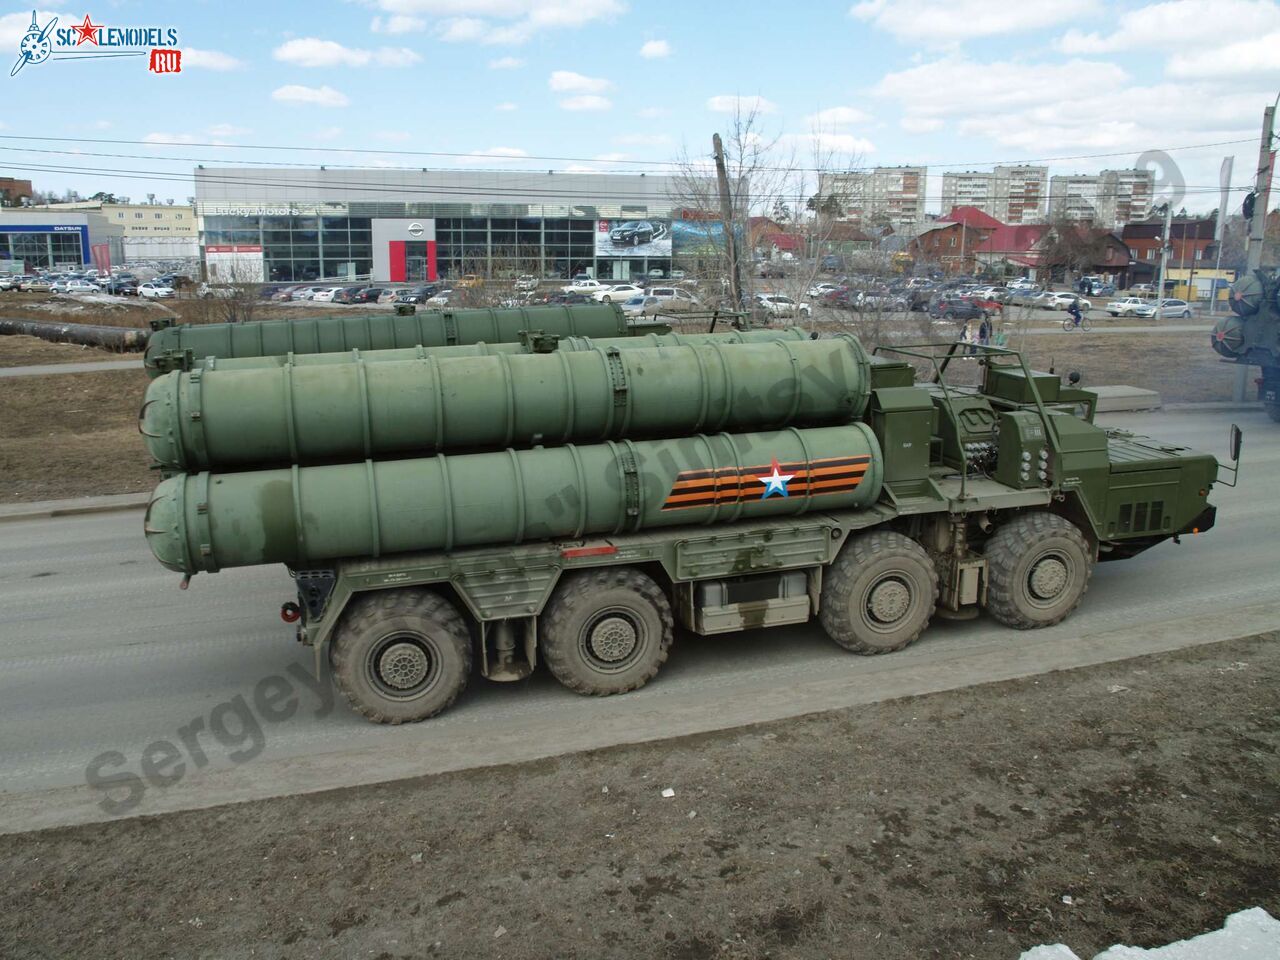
[
  {"xmin": 540, "ymin": 568, "xmax": 673, "ymax": 696},
  {"xmin": 818, "ymin": 531, "xmax": 938, "ymax": 655},
  {"xmin": 330, "ymin": 588, "xmax": 472, "ymax": 724},
  {"xmin": 984, "ymin": 512, "xmax": 1093, "ymax": 629}
]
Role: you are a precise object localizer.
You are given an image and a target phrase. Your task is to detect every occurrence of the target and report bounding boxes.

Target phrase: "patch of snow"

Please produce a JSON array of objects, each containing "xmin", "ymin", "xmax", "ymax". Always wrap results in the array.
[{"xmin": 1020, "ymin": 908, "xmax": 1280, "ymax": 960}]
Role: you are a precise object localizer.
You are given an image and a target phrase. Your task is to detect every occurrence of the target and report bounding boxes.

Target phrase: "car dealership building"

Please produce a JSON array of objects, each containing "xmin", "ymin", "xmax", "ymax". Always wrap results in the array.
[{"xmin": 194, "ymin": 167, "xmax": 697, "ymax": 284}]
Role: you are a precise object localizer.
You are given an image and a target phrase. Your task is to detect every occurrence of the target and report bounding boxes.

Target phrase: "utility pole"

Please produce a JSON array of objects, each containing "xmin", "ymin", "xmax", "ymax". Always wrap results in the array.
[
  {"xmin": 1246, "ymin": 105, "xmax": 1275, "ymax": 274},
  {"xmin": 712, "ymin": 133, "xmax": 742, "ymax": 311},
  {"xmin": 1154, "ymin": 202, "xmax": 1172, "ymax": 319},
  {"xmin": 1236, "ymin": 105, "xmax": 1275, "ymax": 400}
]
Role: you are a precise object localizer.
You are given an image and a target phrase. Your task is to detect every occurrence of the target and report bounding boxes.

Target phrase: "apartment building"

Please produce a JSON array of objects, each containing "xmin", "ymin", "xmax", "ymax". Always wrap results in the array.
[
  {"xmin": 940, "ymin": 166, "xmax": 1048, "ymax": 225},
  {"xmin": 819, "ymin": 165, "xmax": 928, "ymax": 228},
  {"xmin": 1049, "ymin": 169, "xmax": 1154, "ymax": 227}
]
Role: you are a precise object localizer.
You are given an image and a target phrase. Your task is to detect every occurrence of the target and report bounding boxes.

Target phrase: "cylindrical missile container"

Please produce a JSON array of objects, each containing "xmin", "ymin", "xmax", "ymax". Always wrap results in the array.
[
  {"xmin": 144, "ymin": 424, "xmax": 884, "ymax": 574},
  {"xmin": 141, "ymin": 335, "xmax": 871, "ymax": 471},
  {"xmin": 142, "ymin": 304, "xmax": 634, "ymax": 376},
  {"xmin": 189, "ymin": 326, "xmax": 811, "ymax": 373}
]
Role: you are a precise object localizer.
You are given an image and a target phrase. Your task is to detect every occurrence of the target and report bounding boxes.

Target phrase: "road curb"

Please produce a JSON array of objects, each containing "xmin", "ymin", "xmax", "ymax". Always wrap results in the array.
[
  {"xmin": 1160, "ymin": 401, "xmax": 1264, "ymax": 413},
  {"xmin": 0, "ymin": 492, "xmax": 149, "ymax": 524}
]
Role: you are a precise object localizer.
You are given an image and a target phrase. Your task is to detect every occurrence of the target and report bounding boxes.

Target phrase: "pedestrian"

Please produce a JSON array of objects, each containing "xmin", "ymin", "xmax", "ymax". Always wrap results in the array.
[{"xmin": 978, "ymin": 315, "xmax": 991, "ymax": 346}]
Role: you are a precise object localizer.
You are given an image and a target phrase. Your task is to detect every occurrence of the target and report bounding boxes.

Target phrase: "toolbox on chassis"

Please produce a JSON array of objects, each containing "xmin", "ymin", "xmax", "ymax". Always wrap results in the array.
[{"xmin": 254, "ymin": 343, "xmax": 1232, "ymax": 724}]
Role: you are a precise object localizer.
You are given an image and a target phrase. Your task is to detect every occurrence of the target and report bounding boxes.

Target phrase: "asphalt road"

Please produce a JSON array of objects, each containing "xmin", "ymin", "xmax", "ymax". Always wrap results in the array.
[{"xmin": 1, "ymin": 407, "xmax": 1275, "ymax": 834}]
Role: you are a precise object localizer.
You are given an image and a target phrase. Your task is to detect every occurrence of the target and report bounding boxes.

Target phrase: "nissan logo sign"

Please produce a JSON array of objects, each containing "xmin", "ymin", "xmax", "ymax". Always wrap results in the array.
[{"xmin": 407, "ymin": 222, "xmax": 425, "ymax": 238}]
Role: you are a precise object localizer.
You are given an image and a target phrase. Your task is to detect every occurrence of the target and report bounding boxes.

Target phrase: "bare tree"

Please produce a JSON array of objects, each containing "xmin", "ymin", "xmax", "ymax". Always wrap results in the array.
[
  {"xmin": 1037, "ymin": 214, "xmax": 1109, "ymax": 287},
  {"xmin": 195, "ymin": 257, "xmax": 265, "ymax": 324}
]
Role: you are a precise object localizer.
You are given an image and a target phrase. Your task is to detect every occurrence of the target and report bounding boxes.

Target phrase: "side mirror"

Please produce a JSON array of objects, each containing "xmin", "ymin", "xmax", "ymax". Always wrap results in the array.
[{"xmin": 1230, "ymin": 423, "xmax": 1243, "ymax": 462}]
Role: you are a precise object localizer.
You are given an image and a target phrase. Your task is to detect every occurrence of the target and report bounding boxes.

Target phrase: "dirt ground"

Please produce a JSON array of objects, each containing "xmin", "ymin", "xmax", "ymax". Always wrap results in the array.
[
  {"xmin": 0, "ymin": 368, "xmax": 153, "ymax": 502},
  {"xmin": 0, "ymin": 291, "xmax": 344, "ymax": 328},
  {"xmin": 1, "ymin": 633, "xmax": 1275, "ymax": 959},
  {"xmin": 0, "ymin": 334, "xmax": 128, "ymax": 367}
]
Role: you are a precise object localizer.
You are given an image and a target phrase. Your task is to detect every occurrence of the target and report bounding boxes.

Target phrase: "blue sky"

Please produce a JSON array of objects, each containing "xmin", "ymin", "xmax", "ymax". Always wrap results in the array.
[{"xmin": 1, "ymin": 0, "xmax": 1277, "ymax": 215}]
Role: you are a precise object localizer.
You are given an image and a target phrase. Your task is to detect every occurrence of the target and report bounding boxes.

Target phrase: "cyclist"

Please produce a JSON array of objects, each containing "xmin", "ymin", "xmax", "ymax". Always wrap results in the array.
[{"xmin": 1066, "ymin": 297, "xmax": 1083, "ymax": 328}]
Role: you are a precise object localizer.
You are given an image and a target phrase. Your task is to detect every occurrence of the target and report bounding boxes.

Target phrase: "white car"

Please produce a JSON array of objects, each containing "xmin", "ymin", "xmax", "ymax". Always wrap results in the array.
[
  {"xmin": 514, "ymin": 275, "xmax": 539, "ymax": 292},
  {"xmin": 756, "ymin": 294, "xmax": 811, "ymax": 318},
  {"xmin": 1132, "ymin": 298, "xmax": 1192, "ymax": 319},
  {"xmin": 648, "ymin": 286, "xmax": 700, "ymax": 310},
  {"xmin": 1043, "ymin": 292, "xmax": 1091, "ymax": 311},
  {"xmin": 138, "ymin": 281, "xmax": 175, "ymax": 299},
  {"xmin": 52, "ymin": 279, "xmax": 101, "ymax": 294},
  {"xmin": 1106, "ymin": 296, "xmax": 1147, "ymax": 317},
  {"xmin": 620, "ymin": 295, "xmax": 661, "ymax": 318},
  {"xmin": 426, "ymin": 291, "xmax": 453, "ymax": 307},
  {"xmin": 807, "ymin": 282, "xmax": 840, "ymax": 299},
  {"xmin": 561, "ymin": 278, "xmax": 606, "ymax": 295},
  {"xmin": 594, "ymin": 283, "xmax": 645, "ymax": 303},
  {"xmin": 197, "ymin": 283, "xmax": 237, "ymax": 300},
  {"xmin": 311, "ymin": 287, "xmax": 345, "ymax": 303}
]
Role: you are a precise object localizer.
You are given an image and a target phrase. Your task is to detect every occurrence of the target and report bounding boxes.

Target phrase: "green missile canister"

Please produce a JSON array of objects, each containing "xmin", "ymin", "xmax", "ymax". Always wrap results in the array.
[
  {"xmin": 144, "ymin": 423, "xmax": 884, "ymax": 574},
  {"xmin": 188, "ymin": 325, "xmax": 811, "ymax": 372},
  {"xmin": 140, "ymin": 335, "xmax": 871, "ymax": 471},
  {"xmin": 142, "ymin": 303, "xmax": 637, "ymax": 376}
]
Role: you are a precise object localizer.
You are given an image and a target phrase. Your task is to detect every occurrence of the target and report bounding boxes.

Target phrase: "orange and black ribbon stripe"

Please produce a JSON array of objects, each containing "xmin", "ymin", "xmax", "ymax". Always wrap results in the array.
[{"xmin": 660, "ymin": 455, "xmax": 872, "ymax": 511}]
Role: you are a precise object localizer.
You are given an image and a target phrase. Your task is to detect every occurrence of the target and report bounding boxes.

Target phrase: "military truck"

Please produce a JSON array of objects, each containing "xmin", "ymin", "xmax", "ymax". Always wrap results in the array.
[
  {"xmin": 1213, "ymin": 269, "xmax": 1280, "ymax": 421},
  {"xmin": 142, "ymin": 333, "xmax": 1232, "ymax": 724}
]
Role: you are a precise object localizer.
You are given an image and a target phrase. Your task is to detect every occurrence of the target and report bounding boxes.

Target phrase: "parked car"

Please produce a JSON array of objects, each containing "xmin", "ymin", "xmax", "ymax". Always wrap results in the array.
[
  {"xmin": 1087, "ymin": 281, "xmax": 1116, "ymax": 296},
  {"xmin": 649, "ymin": 286, "xmax": 700, "ymax": 311},
  {"xmin": 807, "ymin": 282, "xmax": 841, "ymax": 299},
  {"xmin": 456, "ymin": 274, "xmax": 484, "ymax": 289},
  {"xmin": 820, "ymin": 254, "xmax": 845, "ymax": 272},
  {"xmin": 332, "ymin": 286, "xmax": 366, "ymax": 304},
  {"xmin": 0, "ymin": 275, "xmax": 23, "ymax": 291},
  {"xmin": 594, "ymin": 282, "xmax": 645, "ymax": 303},
  {"xmin": 1129, "ymin": 283, "xmax": 1155, "ymax": 295},
  {"xmin": 620, "ymin": 295, "xmax": 661, "ymax": 318},
  {"xmin": 426, "ymin": 290, "xmax": 454, "ymax": 307},
  {"xmin": 756, "ymin": 262, "xmax": 785, "ymax": 278},
  {"xmin": 513, "ymin": 275, "xmax": 539, "ymax": 292},
  {"xmin": 1043, "ymin": 292, "xmax": 1091, "ymax": 311},
  {"xmin": 196, "ymin": 283, "xmax": 237, "ymax": 299},
  {"xmin": 51, "ymin": 278, "xmax": 101, "ymax": 294},
  {"xmin": 755, "ymin": 294, "xmax": 811, "ymax": 319},
  {"xmin": 21, "ymin": 277, "xmax": 53, "ymax": 293},
  {"xmin": 670, "ymin": 269, "xmax": 686, "ymax": 280},
  {"xmin": 310, "ymin": 287, "xmax": 346, "ymax": 303},
  {"xmin": 138, "ymin": 281, "xmax": 176, "ymax": 299},
  {"xmin": 928, "ymin": 297, "xmax": 986, "ymax": 321},
  {"xmin": 1133, "ymin": 298, "xmax": 1193, "ymax": 319},
  {"xmin": 1106, "ymin": 296, "xmax": 1148, "ymax": 317},
  {"xmin": 396, "ymin": 285, "xmax": 439, "ymax": 304},
  {"xmin": 545, "ymin": 292, "xmax": 593, "ymax": 305},
  {"xmin": 562, "ymin": 278, "xmax": 606, "ymax": 295},
  {"xmin": 609, "ymin": 221, "xmax": 655, "ymax": 246},
  {"xmin": 351, "ymin": 287, "xmax": 384, "ymax": 303}
]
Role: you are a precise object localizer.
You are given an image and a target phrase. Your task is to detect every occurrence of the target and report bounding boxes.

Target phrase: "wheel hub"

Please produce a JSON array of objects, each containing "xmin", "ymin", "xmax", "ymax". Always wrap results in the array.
[
  {"xmin": 1028, "ymin": 556, "xmax": 1069, "ymax": 601},
  {"xmin": 867, "ymin": 578, "xmax": 911, "ymax": 624},
  {"xmin": 377, "ymin": 641, "xmax": 431, "ymax": 691},
  {"xmin": 587, "ymin": 616, "xmax": 638, "ymax": 663}
]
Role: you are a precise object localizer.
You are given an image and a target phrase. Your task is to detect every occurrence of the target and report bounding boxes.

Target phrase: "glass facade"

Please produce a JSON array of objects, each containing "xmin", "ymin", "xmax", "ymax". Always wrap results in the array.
[
  {"xmin": 1, "ymin": 230, "xmax": 86, "ymax": 269},
  {"xmin": 201, "ymin": 208, "xmax": 673, "ymax": 282}
]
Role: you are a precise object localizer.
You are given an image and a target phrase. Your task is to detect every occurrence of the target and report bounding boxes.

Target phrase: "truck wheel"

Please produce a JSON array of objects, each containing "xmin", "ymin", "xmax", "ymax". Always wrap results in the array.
[
  {"xmin": 330, "ymin": 589, "xmax": 472, "ymax": 724},
  {"xmin": 819, "ymin": 531, "xmax": 938, "ymax": 654},
  {"xmin": 540, "ymin": 568, "xmax": 673, "ymax": 696},
  {"xmin": 984, "ymin": 513, "xmax": 1093, "ymax": 629}
]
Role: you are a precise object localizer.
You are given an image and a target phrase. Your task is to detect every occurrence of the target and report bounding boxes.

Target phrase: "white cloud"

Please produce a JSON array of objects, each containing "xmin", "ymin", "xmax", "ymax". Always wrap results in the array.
[
  {"xmin": 488, "ymin": 56, "xmax": 524, "ymax": 69},
  {"xmin": 853, "ymin": 0, "xmax": 1099, "ymax": 44},
  {"xmin": 1168, "ymin": 30, "xmax": 1280, "ymax": 78},
  {"xmin": 639, "ymin": 39, "xmax": 671, "ymax": 58},
  {"xmin": 900, "ymin": 116, "xmax": 943, "ymax": 133},
  {"xmin": 1056, "ymin": 0, "xmax": 1280, "ymax": 55},
  {"xmin": 0, "ymin": 10, "xmax": 67, "ymax": 47},
  {"xmin": 207, "ymin": 123, "xmax": 251, "ymax": 137},
  {"xmin": 400, "ymin": 0, "xmax": 626, "ymax": 45},
  {"xmin": 707, "ymin": 94, "xmax": 777, "ymax": 114},
  {"xmin": 271, "ymin": 84, "xmax": 350, "ymax": 108},
  {"xmin": 806, "ymin": 106, "xmax": 872, "ymax": 127},
  {"xmin": 439, "ymin": 17, "xmax": 488, "ymax": 42},
  {"xmin": 559, "ymin": 94, "xmax": 612, "ymax": 111},
  {"xmin": 781, "ymin": 132, "xmax": 876, "ymax": 157},
  {"xmin": 183, "ymin": 47, "xmax": 245, "ymax": 70},
  {"xmin": 371, "ymin": 14, "xmax": 426, "ymax": 33},
  {"xmin": 273, "ymin": 38, "xmax": 421, "ymax": 67},
  {"xmin": 548, "ymin": 70, "xmax": 612, "ymax": 93},
  {"xmin": 495, "ymin": 101, "xmax": 517, "ymax": 111}
]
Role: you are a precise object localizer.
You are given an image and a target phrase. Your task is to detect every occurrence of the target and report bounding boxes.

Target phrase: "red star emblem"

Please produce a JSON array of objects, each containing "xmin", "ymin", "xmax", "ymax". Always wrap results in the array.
[{"xmin": 72, "ymin": 14, "xmax": 101, "ymax": 45}]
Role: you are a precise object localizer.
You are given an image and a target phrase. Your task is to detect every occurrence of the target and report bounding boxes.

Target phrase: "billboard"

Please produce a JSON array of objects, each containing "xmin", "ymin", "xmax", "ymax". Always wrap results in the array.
[
  {"xmin": 206, "ymin": 244, "xmax": 264, "ymax": 283},
  {"xmin": 595, "ymin": 218, "xmax": 672, "ymax": 257}
]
